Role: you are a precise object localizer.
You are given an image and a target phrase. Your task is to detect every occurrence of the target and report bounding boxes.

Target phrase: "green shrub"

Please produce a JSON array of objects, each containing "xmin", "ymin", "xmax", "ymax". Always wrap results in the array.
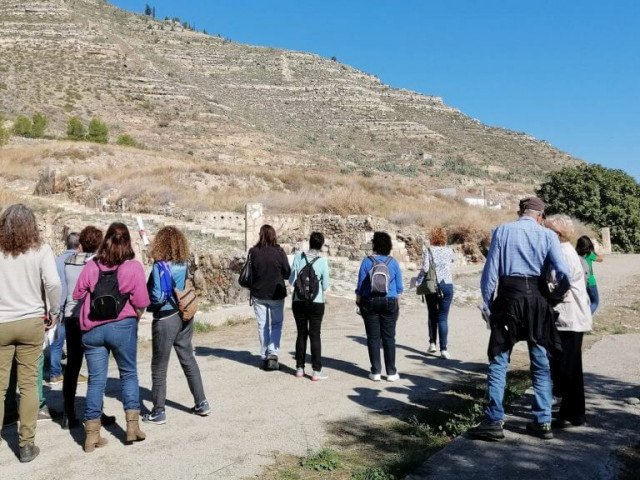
[
  {"xmin": 31, "ymin": 112, "xmax": 47, "ymax": 138},
  {"xmin": 300, "ymin": 449, "xmax": 342, "ymax": 472},
  {"xmin": 0, "ymin": 114, "xmax": 9, "ymax": 146},
  {"xmin": 537, "ymin": 164, "xmax": 640, "ymax": 252},
  {"xmin": 67, "ymin": 117, "xmax": 86, "ymax": 140},
  {"xmin": 87, "ymin": 118, "xmax": 109, "ymax": 144},
  {"xmin": 116, "ymin": 134, "xmax": 138, "ymax": 147},
  {"xmin": 12, "ymin": 115, "xmax": 33, "ymax": 137}
]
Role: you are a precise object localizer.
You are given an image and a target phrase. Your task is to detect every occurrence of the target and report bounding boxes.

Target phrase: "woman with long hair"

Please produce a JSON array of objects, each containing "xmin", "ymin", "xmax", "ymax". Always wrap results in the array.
[
  {"xmin": 0, "ymin": 204, "xmax": 61, "ymax": 463},
  {"xmin": 248, "ymin": 224, "xmax": 291, "ymax": 370},
  {"xmin": 575, "ymin": 235, "xmax": 603, "ymax": 314},
  {"xmin": 418, "ymin": 227, "xmax": 455, "ymax": 359},
  {"xmin": 143, "ymin": 226, "xmax": 209, "ymax": 425},
  {"xmin": 546, "ymin": 216, "xmax": 592, "ymax": 428},
  {"xmin": 61, "ymin": 226, "xmax": 116, "ymax": 429},
  {"xmin": 73, "ymin": 222, "xmax": 150, "ymax": 452}
]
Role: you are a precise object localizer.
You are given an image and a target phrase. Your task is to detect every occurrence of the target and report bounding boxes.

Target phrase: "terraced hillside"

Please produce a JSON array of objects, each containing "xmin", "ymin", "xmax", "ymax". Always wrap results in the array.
[{"xmin": 0, "ymin": 0, "xmax": 579, "ymax": 183}]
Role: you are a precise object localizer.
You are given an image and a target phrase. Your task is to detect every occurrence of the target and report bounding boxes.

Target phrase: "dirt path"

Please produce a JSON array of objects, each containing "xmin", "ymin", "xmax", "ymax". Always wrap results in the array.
[{"xmin": 1, "ymin": 255, "xmax": 639, "ymax": 479}]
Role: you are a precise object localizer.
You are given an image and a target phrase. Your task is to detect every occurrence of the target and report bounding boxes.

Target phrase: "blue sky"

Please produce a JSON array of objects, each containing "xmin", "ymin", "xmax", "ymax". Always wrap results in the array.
[{"xmin": 110, "ymin": 1, "xmax": 640, "ymax": 179}]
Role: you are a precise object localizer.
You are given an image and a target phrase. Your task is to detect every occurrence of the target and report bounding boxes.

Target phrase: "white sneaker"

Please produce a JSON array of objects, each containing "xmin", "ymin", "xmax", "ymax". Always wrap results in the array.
[
  {"xmin": 428, "ymin": 343, "xmax": 437, "ymax": 353},
  {"xmin": 440, "ymin": 350, "xmax": 450, "ymax": 359},
  {"xmin": 387, "ymin": 373, "xmax": 400, "ymax": 382},
  {"xmin": 312, "ymin": 370, "xmax": 328, "ymax": 381},
  {"xmin": 295, "ymin": 368, "xmax": 305, "ymax": 378},
  {"xmin": 368, "ymin": 373, "xmax": 381, "ymax": 382}
]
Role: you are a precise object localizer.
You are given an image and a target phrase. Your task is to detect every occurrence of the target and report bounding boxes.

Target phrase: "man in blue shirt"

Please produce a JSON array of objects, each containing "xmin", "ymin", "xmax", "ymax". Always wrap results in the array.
[{"xmin": 469, "ymin": 197, "xmax": 570, "ymax": 441}]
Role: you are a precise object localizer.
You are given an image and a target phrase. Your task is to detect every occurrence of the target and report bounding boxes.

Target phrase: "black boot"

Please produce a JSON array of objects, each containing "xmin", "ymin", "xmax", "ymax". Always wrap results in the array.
[
  {"xmin": 101, "ymin": 413, "xmax": 116, "ymax": 426},
  {"xmin": 62, "ymin": 413, "xmax": 80, "ymax": 430}
]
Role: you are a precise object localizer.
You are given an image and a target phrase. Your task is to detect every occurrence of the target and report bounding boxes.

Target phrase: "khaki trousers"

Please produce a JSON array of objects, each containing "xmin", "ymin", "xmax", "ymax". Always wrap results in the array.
[{"xmin": 0, "ymin": 317, "xmax": 44, "ymax": 447}]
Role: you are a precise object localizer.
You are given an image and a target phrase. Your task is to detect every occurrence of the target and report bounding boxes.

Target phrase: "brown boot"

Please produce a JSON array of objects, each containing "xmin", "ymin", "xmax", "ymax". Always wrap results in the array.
[
  {"xmin": 125, "ymin": 410, "xmax": 146, "ymax": 443},
  {"xmin": 84, "ymin": 418, "xmax": 108, "ymax": 453}
]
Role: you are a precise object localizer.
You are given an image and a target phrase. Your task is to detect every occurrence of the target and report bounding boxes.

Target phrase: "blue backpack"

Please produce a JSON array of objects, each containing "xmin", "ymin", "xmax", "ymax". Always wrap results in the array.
[{"xmin": 156, "ymin": 261, "xmax": 175, "ymax": 305}]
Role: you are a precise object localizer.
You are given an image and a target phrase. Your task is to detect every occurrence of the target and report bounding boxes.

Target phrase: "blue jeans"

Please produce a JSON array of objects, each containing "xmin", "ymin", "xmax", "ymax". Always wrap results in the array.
[
  {"xmin": 586, "ymin": 285, "xmax": 599, "ymax": 314},
  {"xmin": 82, "ymin": 317, "xmax": 140, "ymax": 420},
  {"xmin": 253, "ymin": 299, "xmax": 285, "ymax": 358},
  {"xmin": 48, "ymin": 321, "xmax": 66, "ymax": 377},
  {"xmin": 485, "ymin": 342, "xmax": 552, "ymax": 424},
  {"xmin": 425, "ymin": 283, "xmax": 454, "ymax": 350}
]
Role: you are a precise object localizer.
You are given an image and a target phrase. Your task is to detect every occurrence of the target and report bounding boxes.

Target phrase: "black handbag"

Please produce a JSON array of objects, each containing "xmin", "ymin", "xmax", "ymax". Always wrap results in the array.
[{"xmin": 238, "ymin": 253, "xmax": 253, "ymax": 289}]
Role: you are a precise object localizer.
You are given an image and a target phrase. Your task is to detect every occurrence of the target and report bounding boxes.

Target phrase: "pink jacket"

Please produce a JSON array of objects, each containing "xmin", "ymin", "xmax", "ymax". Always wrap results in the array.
[{"xmin": 73, "ymin": 259, "xmax": 150, "ymax": 332}]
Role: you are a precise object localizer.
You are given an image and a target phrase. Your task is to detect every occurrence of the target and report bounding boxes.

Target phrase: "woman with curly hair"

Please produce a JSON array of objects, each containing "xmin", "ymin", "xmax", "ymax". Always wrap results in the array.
[
  {"xmin": 143, "ymin": 226, "xmax": 209, "ymax": 425},
  {"xmin": 0, "ymin": 204, "xmax": 61, "ymax": 463}
]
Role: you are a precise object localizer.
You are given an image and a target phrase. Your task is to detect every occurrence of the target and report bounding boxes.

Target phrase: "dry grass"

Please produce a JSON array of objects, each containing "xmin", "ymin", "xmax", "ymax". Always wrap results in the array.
[{"xmin": 1, "ymin": 141, "xmax": 517, "ymax": 240}]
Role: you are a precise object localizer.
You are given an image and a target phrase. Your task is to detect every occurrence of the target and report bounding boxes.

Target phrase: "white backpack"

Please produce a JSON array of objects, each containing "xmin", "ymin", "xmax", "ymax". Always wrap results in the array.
[{"xmin": 368, "ymin": 256, "xmax": 393, "ymax": 295}]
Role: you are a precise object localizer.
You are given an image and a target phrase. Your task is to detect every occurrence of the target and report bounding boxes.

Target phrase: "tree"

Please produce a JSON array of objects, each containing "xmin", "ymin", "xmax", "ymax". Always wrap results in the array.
[
  {"xmin": 67, "ymin": 116, "xmax": 86, "ymax": 140},
  {"xmin": 31, "ymin": 112, "xmax": 47, "ymax": 138},
  {"xmin": 87, "ymin": 118, "xmax": 109, "ymax": 144},
  {"xmin": 12, "ymin": 115, "xmax": 33, "ymax": 137},
  {"xmin": 144, "ymin": 4, "xmax": 152, "ymax": 16},
  {"xmin": 537, "ymin": 164, "xmax": 640, "ymax": 252}
]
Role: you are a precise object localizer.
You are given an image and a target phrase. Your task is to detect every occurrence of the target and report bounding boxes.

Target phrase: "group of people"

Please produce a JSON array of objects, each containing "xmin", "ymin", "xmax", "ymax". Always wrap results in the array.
[
  {"xmin": 0, "ymin": 204, "xmax": 209, "ymax": 462},
  {"xmin": 0, "ymin": 195, "xmax": 602, "ymax": 463}
]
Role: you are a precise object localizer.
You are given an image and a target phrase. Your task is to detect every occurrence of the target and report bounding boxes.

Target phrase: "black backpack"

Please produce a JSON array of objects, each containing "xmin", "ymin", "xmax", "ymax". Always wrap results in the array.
[
  {"xmin": 293, "ymin": 253, "xmax": 321, "ymax": 302},
  {"xmin": 89, "ymin": 261, "xmax": 130, "ymax": 321}
]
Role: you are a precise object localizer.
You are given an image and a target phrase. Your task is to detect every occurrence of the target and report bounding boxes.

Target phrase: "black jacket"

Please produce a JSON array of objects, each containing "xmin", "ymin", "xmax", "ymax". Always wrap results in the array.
[{"xmin": 248, "ymin": 245, "xmax": 291, "ymax": 300}]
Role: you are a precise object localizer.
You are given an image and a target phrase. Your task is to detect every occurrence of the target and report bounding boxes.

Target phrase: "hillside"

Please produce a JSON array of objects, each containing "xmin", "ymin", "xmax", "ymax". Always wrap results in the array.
[{"xmin": 0, "ymin": 0, "xmax": 579, "ymax": 184}]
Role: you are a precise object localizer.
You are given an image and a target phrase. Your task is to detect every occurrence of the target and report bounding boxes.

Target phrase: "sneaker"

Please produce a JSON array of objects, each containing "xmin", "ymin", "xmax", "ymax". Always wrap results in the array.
[
  {"xmin": 49, "ymin": 375, "xmax": 63, "ymax": 385},
  {"xmin": 428, "ymin": 342, "xmax": 437, "ymax": 353},
  {"xmin": 19, "ymin": 444, "xmax": 40, "ymax": 463},
  {"xmin": 142, "ymin": 409, "xmax": 167, "ymax": 425},
  {"xmin": 526, "ymin": 421, "xmax": 553, "ymax": 439},
  {"xmin": 368, "ymin": 373, "xmax": 381, "ymax": 382},
  {"xmin": 192, "ymin": 400, "xmax": 211, "ymax": 416},
  {"xmin": 551, "ymin": 417, "xmax": 585, "ymax": 429},
  {"xmin": 467, "ymin": 420, "xmax": 505, "ymax": 441},
  {"xmin": 296, "ymin": 368, "xmax": 305, "ymax": 378},
  {"xmin": 387, "ymin": 373, "xmax": 400, "ymax": 382},
  {"xmin": 37, "ymin": 407, "xmax": 52, "ymax": 422},
  {"xmin": 77, "ymin": 374, "xmax": 88, "ymax": 384},
  {"xmin": 311, "ymin": 370, "xmax": 328, "ymax": 381},
  {"xmin": 440, "ymin": 350, "xmax": 450, "ymax": 360},
  {"xmin": 265, "ymin": 355, "xmax": 280, "ymax": 371}
]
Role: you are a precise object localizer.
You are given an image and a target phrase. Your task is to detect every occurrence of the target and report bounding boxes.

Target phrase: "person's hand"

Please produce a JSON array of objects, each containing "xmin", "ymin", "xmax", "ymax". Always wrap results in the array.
[{"xmin": 44, "ymin": 314, "xmax": 58, "ymax": 331}]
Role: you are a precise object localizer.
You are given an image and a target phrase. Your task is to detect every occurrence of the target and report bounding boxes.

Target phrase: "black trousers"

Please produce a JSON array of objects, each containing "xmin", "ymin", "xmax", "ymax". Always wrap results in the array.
[
  {"xmin": 360, "ymin": 297, "xmax": 399, "ymax": 375},
  {"xmin": 292, "ymin": 302, "xmax": 325, "ymax": 371},
  {"xmin": 551, "ymin": 331, "xmax": 586, "ymax": 423},
  {"xmin": 62, "ymin": 317, "xmax": 85, "ymax": 419}
]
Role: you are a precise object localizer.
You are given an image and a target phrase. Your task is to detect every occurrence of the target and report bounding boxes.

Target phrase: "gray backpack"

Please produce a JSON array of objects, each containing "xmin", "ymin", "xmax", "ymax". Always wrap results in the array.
[{"xmin": 368, "ymin": 256, "xmax": 393, "ymax": 295}]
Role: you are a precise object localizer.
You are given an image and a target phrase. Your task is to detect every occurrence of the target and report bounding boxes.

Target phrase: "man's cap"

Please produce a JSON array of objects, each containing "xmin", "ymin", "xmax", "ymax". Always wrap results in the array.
[{"xmin": 519, "ymin": 196, "xmax": 545, "ymax": 212}]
